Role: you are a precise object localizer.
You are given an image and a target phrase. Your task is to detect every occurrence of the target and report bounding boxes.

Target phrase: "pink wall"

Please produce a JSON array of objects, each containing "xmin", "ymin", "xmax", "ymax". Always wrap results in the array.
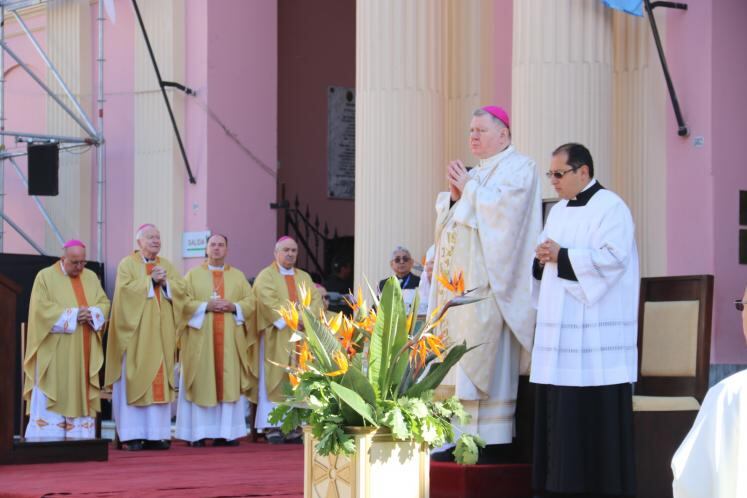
[
  {"xmin": 1, "ymin": 13, "xmax": 49, "ymax": 255},
  {"xmin": 710, "ymin": 0, "xmax": 747, "ymax": 362},
  {"xmin": 95, "ymin": 2, "xmax": 135, "ymax": 292},
  {"xmin": 492, "ymin": 0, "xmax": 514, "ymax": 114},
  {"xmin": 277, "ymin": 0, "xmax": 356, "ymax": 249},
  {"xmin": 666, "ymin": 0, "xmax": 747, "ymax": 363},
  {"xmin": 183, "ymin": 0, "xmax": 209, "ymax": 273},
  {"xmin": 203, "ymin": 0, "xmax": 278, "ymax": 278}
]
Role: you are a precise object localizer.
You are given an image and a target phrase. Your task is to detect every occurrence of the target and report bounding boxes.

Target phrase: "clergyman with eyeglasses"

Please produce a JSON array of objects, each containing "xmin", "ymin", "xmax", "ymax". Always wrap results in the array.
[
  {"xmin": 428, "ymin": 105, "xmax": 543, "ymax": 463},
  {"xmin": 531, "ymin": 143, "xmax": 639, "ymax": 497},
  {"xmin": 23, "ymin": 239, "xmax": 110, "ymax": 440}
]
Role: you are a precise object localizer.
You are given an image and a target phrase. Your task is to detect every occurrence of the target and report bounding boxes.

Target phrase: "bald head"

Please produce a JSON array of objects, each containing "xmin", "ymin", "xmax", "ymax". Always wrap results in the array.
[{"xmin": 61, "ymin": 245, "xmax": 87, "ymax": 277}]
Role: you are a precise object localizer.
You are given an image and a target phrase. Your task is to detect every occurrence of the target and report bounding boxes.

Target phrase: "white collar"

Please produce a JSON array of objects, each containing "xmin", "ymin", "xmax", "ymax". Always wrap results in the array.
[
  {"xmin": 59, "ymin": 261, "xmax": 68, "ymax": 276},
  {"xmin": 208, "ymin": 264, "xmax": 225, "ymax": 271},
  {"xmin": 579, "ymin": 178, "xmax": 597, "ymax": 193},
  {"xmin": 278, "ymin": 265, "xmax": 295, "ymax": 276},
  {"xmin": 478, "ymin": 144, "xmax": 515, "ymax": 168},
  {"xmin": 141, "ymin": 254, "xmax": 157, "ymax": 264}
]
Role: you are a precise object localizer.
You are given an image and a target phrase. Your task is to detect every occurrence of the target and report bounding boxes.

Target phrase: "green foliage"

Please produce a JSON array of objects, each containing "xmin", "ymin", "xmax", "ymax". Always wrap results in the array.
[
  {"xmin": 269, "ymin": 277, "xmax": 487, "ymax": 465},
  {"xmin": 454, "ymin": 434, "xmax": 486, "ymax": 465},
  {"xmin": 368, "ymin": 277, "xmax": 406, "ymax": 398},
  {"xmin": 404, "ymin": 342, "xmax": 476, "ymax": 398}
]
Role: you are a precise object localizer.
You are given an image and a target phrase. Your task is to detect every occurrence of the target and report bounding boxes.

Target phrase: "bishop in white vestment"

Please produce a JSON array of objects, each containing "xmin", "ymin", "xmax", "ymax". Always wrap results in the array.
[
  {"xmin": 531, "ymin": 143, "xmax": 638, "ymax": 497},
  {"xmin": 429, "ymin": 106, "xmax": 542, "ymax": 460}
]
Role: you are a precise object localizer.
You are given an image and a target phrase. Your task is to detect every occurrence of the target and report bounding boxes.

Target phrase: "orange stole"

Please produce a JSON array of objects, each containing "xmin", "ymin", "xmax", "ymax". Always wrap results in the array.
[
  {"xmin": 69, "ymin": 274, "xmax": 93, "ymax": 416},
  {"xmin": 211, "ymin": 270, "xmax": 226, "ymax": 401},
  {"xmin": 280, "ymin": 268, "xmax": 302, "ymax": 357},
  {"xmin": 146, "ymin": 262, "xmax": 166, "ymax": 403}
]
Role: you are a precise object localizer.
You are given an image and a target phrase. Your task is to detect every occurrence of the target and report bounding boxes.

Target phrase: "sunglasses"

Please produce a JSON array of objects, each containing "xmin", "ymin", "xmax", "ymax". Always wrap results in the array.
[
  {"xmin": 545, "ymin": 167, "xmax": 579, "ymax": 179},
  {"xmin": 736, "ymin": 300, "xmax": 745, "ymax": 312},
  {"xmin": 393, "ymin": 256, "xmax": 411, "ymax": 264}
]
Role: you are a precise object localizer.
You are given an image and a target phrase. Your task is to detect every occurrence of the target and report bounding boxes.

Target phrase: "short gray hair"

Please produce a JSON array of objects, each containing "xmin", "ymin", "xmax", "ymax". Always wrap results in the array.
[
  {"xmin": 390, "ymin": 246, "xmax": 411, "ymax": 261},
  {"xmin": 136, "ymin": 225, "xmax": 158, "ymax": 241}
]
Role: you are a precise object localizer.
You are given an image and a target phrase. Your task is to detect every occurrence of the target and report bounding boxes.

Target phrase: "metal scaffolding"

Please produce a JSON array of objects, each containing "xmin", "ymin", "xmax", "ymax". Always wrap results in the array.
[{"xmin": 0, "ymin": 0, "xmax": 107, "ymax": 260}]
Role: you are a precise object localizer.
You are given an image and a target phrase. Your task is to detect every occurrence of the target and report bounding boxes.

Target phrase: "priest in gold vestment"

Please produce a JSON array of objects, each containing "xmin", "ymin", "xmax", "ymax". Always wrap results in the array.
[
  {"xmin": 429, "ymin": 106, "xmax": 542, "ymax": 461},
  {"xmin": 176, "ymin": 234, "xmax": 255, "ymax": 446},
  {"xmin": 105, "ymin": 224, "xmax": 186, "ymax": 450},
  {"xmin": 24, "ymin": 240, "xmax": 109, "ymax": 439},
  {"xmin": 250, "ymin": 236, "xmax": 321, "ymax": 442}
]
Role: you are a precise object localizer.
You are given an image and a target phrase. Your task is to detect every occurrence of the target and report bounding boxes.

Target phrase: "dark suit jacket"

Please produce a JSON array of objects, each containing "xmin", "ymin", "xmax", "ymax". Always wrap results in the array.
[{"xmin": 378, "ymin": 272, "xmax": 420, "ymax": 292}]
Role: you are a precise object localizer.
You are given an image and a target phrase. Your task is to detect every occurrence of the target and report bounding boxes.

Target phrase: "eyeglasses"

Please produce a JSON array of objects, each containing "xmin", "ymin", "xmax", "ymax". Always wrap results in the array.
[
  {"xmin": 545, "ymin": 167, "xmax": 578, "ymax": 179},
  {"xmin": 68, "ymin": 260, "xmax": 87, "ymax": 266},
  {"xmin": 393, "ymin": 256, "xmax": 411, "ymax": 264},
  {"xmin": 736, "ymin": 300, "xmax": 745, "ymax": 312}
]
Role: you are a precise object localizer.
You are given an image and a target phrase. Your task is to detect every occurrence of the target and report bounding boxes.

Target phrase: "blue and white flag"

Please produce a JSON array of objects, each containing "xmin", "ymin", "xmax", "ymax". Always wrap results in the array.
[{"xmin": 602, "ymin": 0, "xmax": 643, "ymax": 16}]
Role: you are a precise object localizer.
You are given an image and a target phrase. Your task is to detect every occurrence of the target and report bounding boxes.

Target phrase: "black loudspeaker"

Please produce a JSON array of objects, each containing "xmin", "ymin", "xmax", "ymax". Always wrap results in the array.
[{"xmin": 27, "ymin": 143, "xmax": 59, "ymax": 196}]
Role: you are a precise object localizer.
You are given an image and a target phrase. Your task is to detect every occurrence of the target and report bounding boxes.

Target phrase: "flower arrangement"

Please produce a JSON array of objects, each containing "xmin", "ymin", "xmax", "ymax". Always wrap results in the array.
[{"xmin": 268, "ymin": 273, "xmax": 487, "ymax": 464}]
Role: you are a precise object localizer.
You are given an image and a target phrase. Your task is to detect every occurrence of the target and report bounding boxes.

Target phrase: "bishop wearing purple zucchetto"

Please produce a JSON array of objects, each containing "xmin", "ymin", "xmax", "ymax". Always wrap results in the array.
[{"xmin": 23, "ymin": 239, "xmax": 110, "ymax": 439}]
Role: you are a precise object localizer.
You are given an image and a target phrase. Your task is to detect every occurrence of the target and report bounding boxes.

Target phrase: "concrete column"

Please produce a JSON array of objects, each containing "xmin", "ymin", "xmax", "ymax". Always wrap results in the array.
[
  {"xmin": 512, "ymin": 0, "xmax": 614, "ymax": 198},
  {"xmin": 45, "ymin": 1, "xmax": 92, "ymax": 252},
  {"xmin": 354, "ymin": 0, "xmax": 449, "ymax": 287},
  {"xmin": 133, "ymin": 0, "xmax": 185, "ymax": 268},
  {"xmin": 611, "ymin": 11, "xmax": 668, "ymax": 277}
]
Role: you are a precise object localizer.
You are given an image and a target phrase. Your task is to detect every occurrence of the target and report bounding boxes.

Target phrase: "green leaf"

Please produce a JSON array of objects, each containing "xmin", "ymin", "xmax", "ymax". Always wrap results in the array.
[
  {"xmin": 372, "ymin": 277, "xmax": 407, "ymax": 398},
  {"xmin": 382, "ymin": 406, "xmax": 409, "ymax": 440},
  {"xmin": 399, "ymin": 397, "xmax": 429, "ymax": 418},
  {"xmin": 330, "ymin": 383, "xmax": 379, "ymax": 427},
  {"xmin": 339, "ymin": 367, "xmax": 377, "ymax": 426},
  {"xmin": 420, "ymin": 418, "xmax": 439, "ymax": 444},
  {"xmin": 301, "ymin": 308, "xmax": 344, "ymax": 373},
  {"xmin": 404, "ymin": 342, "xmax": 476, "ymax": 398},
  {"xmin": 454, "ymin": 434, "xmax": 486, "ymax": 465}
]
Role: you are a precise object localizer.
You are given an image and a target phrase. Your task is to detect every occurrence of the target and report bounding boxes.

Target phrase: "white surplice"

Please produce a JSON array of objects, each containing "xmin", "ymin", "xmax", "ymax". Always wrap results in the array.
[
  {"xmin": 530, "ymin": 181, "xmax": 639, "ymax": 387},
  {"xmin": 428, "ymin": 145, "xmax": 542, "ymax": 444},
  {"xmin": 112, "ymin": 354, "xmax": 172, "ymax": 441},
  {"xmin": 672, "ymin": 369, "xmax": 747, "ymax": 498}
]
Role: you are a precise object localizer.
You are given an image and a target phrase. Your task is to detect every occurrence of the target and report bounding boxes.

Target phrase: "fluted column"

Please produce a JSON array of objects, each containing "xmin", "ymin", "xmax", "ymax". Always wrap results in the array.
[
  {"xmin": 611, "ymin": 11, "xmax": 667, "ymax": 276},
  {"xmin": 355, "ymin": 0, "xmax": 448, "ymax": 287},
  {"xmin": 133, "ymin": 0, "xmax": 185, "ymax": 268},
  {"xmin": 445, "ymin": 0, "xmax": 482, "ymax": 163},
  {"xmin": 45, "ymin": 1, "xmax": 92, "ymax": 253},
  {"xmin": 512, "ymin": 0, "xmax": 613, "ymax": 198}
]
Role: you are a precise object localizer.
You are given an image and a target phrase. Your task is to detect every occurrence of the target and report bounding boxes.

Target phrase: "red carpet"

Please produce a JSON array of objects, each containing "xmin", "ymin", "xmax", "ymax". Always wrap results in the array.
[{"xmin": 0, "ymin": 440, "xmax": 304, "ymax": 498}]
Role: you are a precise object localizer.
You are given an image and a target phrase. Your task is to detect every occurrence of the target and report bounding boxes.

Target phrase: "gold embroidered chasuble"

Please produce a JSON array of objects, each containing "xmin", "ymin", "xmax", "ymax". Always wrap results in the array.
[
  {"xmin": 105, "ymin": 251, "xmax": 186, "ymax": 406},
  {"xmin": 181, "ymin": 263, "xmax": 255, "ymax": 407},
  {"xmin": 23, "ymin": 263, "xmax": 110, "ymax": 418},
  {"xmin": 429, "ymin": 146, "xmax": 542, "ymax": 395},
  {"xmin": 249, "ymin": 262, "xmax": 321, "ymax": 403}
]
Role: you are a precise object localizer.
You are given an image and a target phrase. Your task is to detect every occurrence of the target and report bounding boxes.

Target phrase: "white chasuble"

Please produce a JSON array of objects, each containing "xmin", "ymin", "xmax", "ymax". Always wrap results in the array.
[
  {"xmin": 530, "ymin": 183, "xmax": 639, "ymax": 387},
  {"xmin": 429, "ymin": 145, "xmax": 542, "ymax": 444},
  {"xmin": 672, "ymin": 370, "xmax": 747, "ymax": 498}
]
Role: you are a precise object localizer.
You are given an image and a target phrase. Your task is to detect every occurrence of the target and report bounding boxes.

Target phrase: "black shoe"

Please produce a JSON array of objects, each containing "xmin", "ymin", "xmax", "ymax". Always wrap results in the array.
[
  {"xmin": 265, "ymin": 430, "xmax": 284, "ymax": 445},
  {"xmin": 122, "ymin": 439, "xmax": 144, "ymax": 451},
  {"xmin": 283, "ymin": 429, "xmax": 303, "ymax": 444},
  {"xmin": 430, "ymin": 447, "xmax": 455, "ymax": 462},
  {"xmin": 476, "ymin": 443, "xmax": 514, "ymax": 464},
  {"xmin": 213, "ymin": 438, "xmax": 239, "ymax": 447},
  {"xmin": 189, "ymin": 439, "xmax": 206, "ymax": 447},
  {"xmin": 144, "ymin": 439, "xmax": 171, "ymax": 450}
]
